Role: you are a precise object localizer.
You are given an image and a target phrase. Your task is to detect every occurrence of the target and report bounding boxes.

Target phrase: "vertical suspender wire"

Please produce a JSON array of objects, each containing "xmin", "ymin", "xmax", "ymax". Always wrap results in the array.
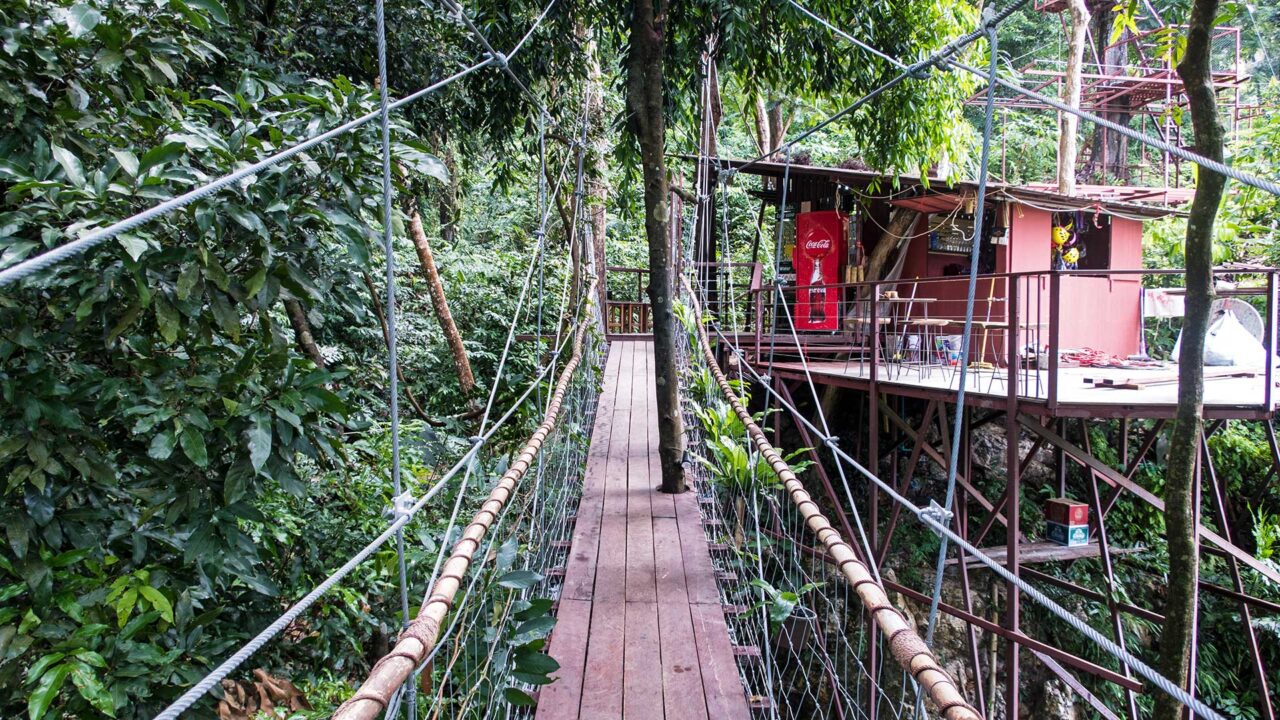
[
  {"xmin": 715, "ymin": 174, "xmax": 780, "ymax": 718},
  {"xmin": 766, "ymin": 147, "xmax": 793, "ymax": 374},
  {"xmin": 416, "ymin": 149, "xmax": 574, "ymax": 628},
  {"xmin": 536, "ymin": 111, "xmax": 548, "ymax": 411},
  {"xmin": 373, "ymin": 1, "xmax": 413, "ymax": 718},
  {"xmin": 924, "ymin": 10, "xmax": 1000, "ymax": 648}
]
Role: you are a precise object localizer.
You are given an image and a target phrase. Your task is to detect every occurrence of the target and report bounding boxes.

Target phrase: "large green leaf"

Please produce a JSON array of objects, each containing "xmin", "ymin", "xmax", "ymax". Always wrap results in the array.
[
  {"xmin": 60, "ymin": 3, "xmax": 102, "ymax": 37},
  {"xmin": 50, "ymin": 145, "xmax": 85, "ymax": 187},
  {"xmin": 247, "ymin": 412, "xmax": 272, "ymax": 472},
  {"xmin": 27, "ymin": 662, "xmax": 71, "ymax": 720},
  {"xmin": 137, "ymin": 141, "xmax": 188, "ymax": 175},
  {"xmin": 69, "ymin": 662, "xmax": 115, "ymax": 717},
  {"xmin": 179, "ymin": 426, "xmax": 208, "ymax": 468}
]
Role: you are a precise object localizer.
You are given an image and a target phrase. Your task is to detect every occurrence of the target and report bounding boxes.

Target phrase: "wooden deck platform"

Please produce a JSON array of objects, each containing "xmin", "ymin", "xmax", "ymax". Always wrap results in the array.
[
  {"xmin": 767, "ymin": 358, "xmax": 1276, "ymax": 419},
  {"xmin": 537, "ymin": 340, "xmax": 751, "ymax": 720}
]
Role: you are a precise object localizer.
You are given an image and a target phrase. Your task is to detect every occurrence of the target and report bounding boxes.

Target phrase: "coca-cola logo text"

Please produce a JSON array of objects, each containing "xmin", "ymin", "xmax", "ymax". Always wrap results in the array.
[{"xmin": 803, "ymin": 237, "xmax": 832, "ymax": 252}]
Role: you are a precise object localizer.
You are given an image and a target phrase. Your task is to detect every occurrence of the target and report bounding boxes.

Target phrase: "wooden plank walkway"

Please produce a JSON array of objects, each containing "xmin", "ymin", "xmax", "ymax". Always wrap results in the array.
[{"xmin": 537, "ymin": 340, "xmax": 751, "ymax": 720}]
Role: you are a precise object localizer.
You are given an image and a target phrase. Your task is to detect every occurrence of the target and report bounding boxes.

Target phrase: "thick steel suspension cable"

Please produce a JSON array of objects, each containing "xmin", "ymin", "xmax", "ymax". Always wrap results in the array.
[
  {"xmin": 682, "ymin": 276, "xmax": 981, "ymax": 720},
  {"xmin": 787, "ymin": 0, "xmax": 1280, "ymax": 200},
  {"xmin": 701, "ymin": 318, "xmax": 1231, "ymax": 720},
  {"xmin": 728, "ymin": 0, "xmax": 1034, "ymax": 177},
  {"xmin": 0, "ymin": 58, "xmax": 488, "ymax": 288},
  {"xmin": 333, "ymin": 281, "xmax": 599, "ymax": 720},
  {"xmin": 925, "ymin": 9, "xmax": 1001, "ymax": 652},
  {"xmin": 415, "ymin": 146, "xmax": 576, "ymax": 626}
]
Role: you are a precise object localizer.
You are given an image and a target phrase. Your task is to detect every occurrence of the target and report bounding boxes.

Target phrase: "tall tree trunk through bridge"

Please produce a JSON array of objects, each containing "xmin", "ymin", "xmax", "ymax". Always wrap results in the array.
[{"xmin": 627, "ymin": 0, "xmax": 686, "ymax": 493}]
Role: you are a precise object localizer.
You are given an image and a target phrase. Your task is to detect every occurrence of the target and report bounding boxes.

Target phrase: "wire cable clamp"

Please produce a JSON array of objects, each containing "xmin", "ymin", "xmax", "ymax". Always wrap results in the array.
[
  {"xmin": 390, "ymin": 491, "xmax": 416, "ymax": 521},
  {"xmin": 920, "ymin": 500, "xmax": 953, "ymax": 531}
]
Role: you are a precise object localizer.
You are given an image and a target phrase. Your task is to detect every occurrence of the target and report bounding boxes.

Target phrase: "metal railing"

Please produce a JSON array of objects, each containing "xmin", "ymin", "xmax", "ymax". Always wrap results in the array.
[{"xmin": 739, "ymin": 267, "xmax": 1280, "ymax": 414}]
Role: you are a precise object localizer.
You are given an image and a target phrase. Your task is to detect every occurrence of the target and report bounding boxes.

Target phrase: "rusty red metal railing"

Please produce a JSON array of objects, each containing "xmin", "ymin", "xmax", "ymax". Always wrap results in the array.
[{"xmin": 743, "ymin": 267, "xmax": 1280, "ymax": 416}]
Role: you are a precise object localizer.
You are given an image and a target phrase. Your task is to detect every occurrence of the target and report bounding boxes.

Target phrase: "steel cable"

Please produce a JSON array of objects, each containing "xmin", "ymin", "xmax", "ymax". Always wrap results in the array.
[{"xmin": 148, "ymin": 333, "xmax": 570, "ymax": 720}]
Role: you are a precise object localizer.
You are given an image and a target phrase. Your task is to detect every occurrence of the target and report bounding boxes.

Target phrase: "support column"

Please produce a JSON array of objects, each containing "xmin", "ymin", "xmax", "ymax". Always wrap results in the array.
[
  {"xmin": 867, "ymin": 388, "xmax": 880, "ymax": 720},
  {"xmin": 1004, "ymin": 280, "xmax": 1021, "ymax": 720}
]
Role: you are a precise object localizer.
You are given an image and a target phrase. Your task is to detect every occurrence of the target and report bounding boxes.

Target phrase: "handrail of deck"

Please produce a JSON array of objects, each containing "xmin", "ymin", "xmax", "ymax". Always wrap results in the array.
[{"xmin": 735, "ymin": 266, "xmax": 1280, "ymax": 414}]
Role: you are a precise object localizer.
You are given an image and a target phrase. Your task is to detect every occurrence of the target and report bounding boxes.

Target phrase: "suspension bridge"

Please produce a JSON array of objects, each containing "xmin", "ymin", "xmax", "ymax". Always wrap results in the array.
[{"xmin": 4, "ymin": 0, "xmax": 1279, "ymax": 717}]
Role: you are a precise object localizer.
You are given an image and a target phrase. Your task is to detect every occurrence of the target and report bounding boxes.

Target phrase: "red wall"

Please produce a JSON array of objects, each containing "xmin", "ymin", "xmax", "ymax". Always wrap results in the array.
[{"xmin": 890, "ymin": 204, "xmax": 1144, "ymax": 358}]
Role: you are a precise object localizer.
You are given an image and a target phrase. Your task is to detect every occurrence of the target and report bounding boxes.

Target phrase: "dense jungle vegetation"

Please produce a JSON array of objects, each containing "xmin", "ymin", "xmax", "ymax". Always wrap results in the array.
[{"xmin": 1, "ymin": 0, "xmax": 1278, "ymax": 717}]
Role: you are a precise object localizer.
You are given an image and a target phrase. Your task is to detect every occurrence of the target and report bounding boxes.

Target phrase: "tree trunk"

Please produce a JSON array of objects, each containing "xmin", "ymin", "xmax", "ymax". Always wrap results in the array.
[
  {"xmin": 361, "ymin": 272, "xmax": 431, "ymax": 421},
  {"xmin": 864, "ymin": 207, "xmax": 921, "ymax": 285},
  {"xmin": 627, "ymin": 0, "xmax": 686, "ymax": 493},
  {"xmin": 284, "ymin": 298, "xmax": 326, "ymax": 368},
  {"xmin": 1154, "ymin": 3, "xmax": 1227, "ymax": 718},
  {"xmin": 752, "ymin": 94, "xmax": 771, "ymax": 155},
  {"xmin": 1058, "ymin": 0, "xmax": 1090, "ymax": 194},
  {"xmin": 407, "ymin": 202, "xmax": 476, "ymax": 397}
]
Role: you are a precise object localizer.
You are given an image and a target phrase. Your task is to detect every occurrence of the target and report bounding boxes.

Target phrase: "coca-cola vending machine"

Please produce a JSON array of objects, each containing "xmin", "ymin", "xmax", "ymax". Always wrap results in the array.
[{"xmin": 794, "ymin": 210, "xmax": 846, "ymax": 331}]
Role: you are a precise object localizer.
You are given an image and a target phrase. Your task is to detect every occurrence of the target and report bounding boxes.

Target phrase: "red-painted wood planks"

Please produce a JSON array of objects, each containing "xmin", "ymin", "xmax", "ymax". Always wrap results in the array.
[
  {"xmin": 561, "ymin": 346, "xmax": 620, "ymax": 602},
  {"xmin": 654, "ymin": 516, "xmax": 709, "ymax": 720},
  {"xmin": 690, "ymin": 603, "xmax": 753, "ymax": 719},
  {"xmin": 536, "ymin": 597, "xmax": 593, "ymax": 720},
  {"xmin": 673, "ymin": 488, "xmax": 722, "ymax": 606},
  {"xmin": 622, "ymin": 601, "xmax": 664, "ymax": 720},
  {"xmin": 625, "ymin": 345, "xmax": 657, "ymax": 603}
]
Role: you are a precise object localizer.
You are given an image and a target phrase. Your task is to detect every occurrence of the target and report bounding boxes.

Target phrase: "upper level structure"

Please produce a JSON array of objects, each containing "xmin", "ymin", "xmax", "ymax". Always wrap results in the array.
[{"xmin": 695, "ymin": 158, "xmax": 1279, "ymax": 420}]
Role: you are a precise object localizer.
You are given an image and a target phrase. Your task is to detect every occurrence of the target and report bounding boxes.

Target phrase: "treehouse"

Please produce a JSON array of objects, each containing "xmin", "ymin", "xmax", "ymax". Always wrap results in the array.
[{"xmin": 672, "ymin": 157, "xmax": 1280, "ymax": 418}]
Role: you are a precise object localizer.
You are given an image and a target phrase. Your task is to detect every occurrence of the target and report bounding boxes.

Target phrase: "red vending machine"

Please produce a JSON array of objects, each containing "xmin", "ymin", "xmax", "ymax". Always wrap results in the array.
[{"xmin": 794, "ymin": 210, "xmax": 846, "ymax": 331}]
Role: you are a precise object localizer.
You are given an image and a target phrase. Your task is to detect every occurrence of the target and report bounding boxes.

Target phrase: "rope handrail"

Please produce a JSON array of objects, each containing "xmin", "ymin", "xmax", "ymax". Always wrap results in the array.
[
  {"xmin": 680, "ymin": 275, "xmax": 982, "ymax": 720},
  {"xmin": 148, "ymin": 311, "xmax": 576, "ymax": 720},
  {"xmin": 696, "ymin": 306, "xmax": 1231, "ymax": 720},
  {"xmin": 333, "ymin": 279, "xmax": 599, "ymax": 720}
]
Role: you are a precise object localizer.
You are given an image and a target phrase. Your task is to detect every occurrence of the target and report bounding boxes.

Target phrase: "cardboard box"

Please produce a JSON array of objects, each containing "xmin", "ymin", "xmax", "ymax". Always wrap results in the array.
[
  {"xmin": 1046, "ymin": 521, "xmax": 1089, "ymax": 547},
  {"xmin": 1045, "ymin": 498, "xmax": 1089, "ymax": 526}
]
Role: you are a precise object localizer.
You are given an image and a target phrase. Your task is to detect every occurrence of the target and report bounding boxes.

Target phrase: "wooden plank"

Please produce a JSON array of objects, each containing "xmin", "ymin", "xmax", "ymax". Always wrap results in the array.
[
  {"xmin": 674, "ymin": 488, "xmax": 722, "ymax": 606},
  {"xmin": 622, "ymin": 601, "xmax": 664, "ymax": 720},
  {"xmin": 595, "ymin": 345, "xmax": 634, "ymax": 606},
  {"xmin": 690, "ymin": 602, "xmax": 752, "ymax": 719},
  {"xmin": 582, "ymin": 348, "xmax": 631, "ymax": 720},
  {"xmin": 562, "ymin": 346, "xmax": 621, "ymax": 601},
  {"xmin": 945, "ymin": 540, "xmax": 1145, "ymax": 567},
  {"xmin": 626, "ymin": 344, "xmax": 657, "ymax": 602},
  {"xmin": 654, "ymin": 516, "xmax": 709, "ymax": 720},
  {"xmin": 579, "ymin": 597, "xmax": 625, "ymax": 719},
  {"xmin": 536, "ymin": 597, "xmax": 592, "ymax": 720}
]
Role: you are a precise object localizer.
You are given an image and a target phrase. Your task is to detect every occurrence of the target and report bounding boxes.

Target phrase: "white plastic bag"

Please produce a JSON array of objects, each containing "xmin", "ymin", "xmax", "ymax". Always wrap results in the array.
[{"xmin": 1178, "ymin": 311, "xmax": 1271, "ymax": 367}]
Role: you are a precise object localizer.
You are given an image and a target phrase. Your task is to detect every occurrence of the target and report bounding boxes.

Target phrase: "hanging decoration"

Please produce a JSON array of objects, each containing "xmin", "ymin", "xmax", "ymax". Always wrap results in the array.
[{"xmin": 1050, "ymin": 214, "xmax": 1082, "ymax": 270}]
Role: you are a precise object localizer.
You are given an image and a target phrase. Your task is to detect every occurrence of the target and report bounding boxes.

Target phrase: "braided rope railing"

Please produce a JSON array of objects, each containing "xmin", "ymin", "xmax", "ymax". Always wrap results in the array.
[
  {"xmin": 681, "ymin": 276, "xmax": 981, "ymax": 720},
  {"xmin": 333, "ymin": 279, "xmax": 598, "ymax": 720}
]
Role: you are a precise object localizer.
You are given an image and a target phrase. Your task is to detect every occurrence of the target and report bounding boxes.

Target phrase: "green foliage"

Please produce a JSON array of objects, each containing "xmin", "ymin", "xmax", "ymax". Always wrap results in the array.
[
  {"xmin": 0, "ymin": 0, "xmax": 577, "ymax": 714},
  {"xmin": 748, "ymin": 578, "xmax": 821, "ymax": 624}
]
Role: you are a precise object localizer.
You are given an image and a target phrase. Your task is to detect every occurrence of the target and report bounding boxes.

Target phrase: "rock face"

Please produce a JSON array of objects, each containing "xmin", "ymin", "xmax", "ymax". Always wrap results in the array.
[{"xmin": 1039, "ymin": 679, "xmax": 1081, "ymax": 720}]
